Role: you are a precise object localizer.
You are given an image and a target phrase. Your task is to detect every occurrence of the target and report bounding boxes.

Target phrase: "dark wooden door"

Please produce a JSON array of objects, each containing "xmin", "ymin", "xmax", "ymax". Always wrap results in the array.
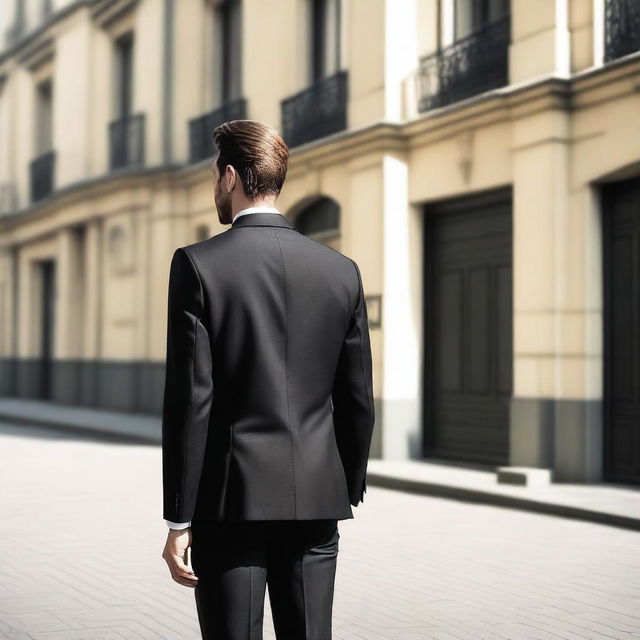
[
  {"xmin": 424, "ymin": 188, "xmax": 512, "ymax": 465},
  {"xmin": 39, "ymin": 259, "xmax": 55, "ymax": 400},
  {"xmin": 603, "ymin": 176, "xmax": 640, "ymax": 484}
]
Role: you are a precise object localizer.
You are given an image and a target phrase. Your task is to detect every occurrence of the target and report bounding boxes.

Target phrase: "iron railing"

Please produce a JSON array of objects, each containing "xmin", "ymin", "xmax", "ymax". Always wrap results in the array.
[
  {"xmin": 417, "ymin": 15, "xmax": 510, "ymax": 112},
  {"xmin": 605, "ymin": 0, "xmax": 640, "ymax": 62},
  {"xmin": 188, "ymin": 97, "xmax": 247, "ymax": 163},
  {"xmin": 30, "ymin": 150, "xmax": 55, "ymax": 202},
  {"xmin": 109, "ymin": 113, "xmax": 145, "ymax": 170},
  {"xmin": 281, "ymin": 70, "xmax": 348, "ymax": 148}
]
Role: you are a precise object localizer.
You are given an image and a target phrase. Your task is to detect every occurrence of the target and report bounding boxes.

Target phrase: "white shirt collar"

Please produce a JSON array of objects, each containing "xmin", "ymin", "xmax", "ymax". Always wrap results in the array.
[{"xmin": 232, "ymin": 205, "xmax": 283, "ymax": 223}]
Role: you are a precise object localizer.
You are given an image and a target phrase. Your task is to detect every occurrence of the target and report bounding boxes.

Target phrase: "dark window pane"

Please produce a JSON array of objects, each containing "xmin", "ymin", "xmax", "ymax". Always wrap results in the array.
[{"xmin": 294, "ymin": 197, "xmax": 340, "ymax": 236}]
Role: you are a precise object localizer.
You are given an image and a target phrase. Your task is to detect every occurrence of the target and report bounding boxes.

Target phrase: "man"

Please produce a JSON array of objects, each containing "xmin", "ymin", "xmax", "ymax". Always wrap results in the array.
[{"xmin": 160, "ymin": 119, "xmax": 375, "ymax": 639}]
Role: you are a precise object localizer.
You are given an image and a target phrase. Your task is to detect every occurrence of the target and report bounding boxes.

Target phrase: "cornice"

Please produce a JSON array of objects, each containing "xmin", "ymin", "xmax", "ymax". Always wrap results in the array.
[
  {"xmin": 91, "ymin": 0, "xmax": 139, "ymax": 30},
  {"xmin": 0, "ymin": 165, "xmax": 182, "ymax": 241},
  {"xmin": 16, "ymin": 36, "xmax": 55, "ymax": 71}
]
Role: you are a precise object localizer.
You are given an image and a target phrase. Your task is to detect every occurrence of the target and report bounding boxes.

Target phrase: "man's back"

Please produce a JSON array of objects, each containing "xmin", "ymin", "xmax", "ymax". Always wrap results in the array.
[{"xmin": 162, "ymin": 212, "xmax": 375, "ymax": 524}]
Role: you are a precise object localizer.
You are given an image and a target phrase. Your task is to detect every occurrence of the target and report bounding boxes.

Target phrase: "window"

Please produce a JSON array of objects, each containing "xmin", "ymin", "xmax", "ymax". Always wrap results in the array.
[
  {"xmin": 214, "ymin": 0, "xmax": 242, "ymax": 103},
  {"xmin": 417, "ymin": 0, "xmax": 510, "ymax": 111},
  {"xmin": 294, "ymin": 197, "xmax": 340, "ymax": 240},
  {"xmin": 31, "ymin": 76, "xmax": 55, "ymax": 201},
  {"xmin": 115, "ymin": 31, "xmax": 133, "ymax": 118},
  {"xmin": 604, "ymin": 0, "xmax": 640, "ymax": 62},
  {"xmin": 454, "ymin": 0, "xmax": 509, "ymax": 41},
  {"xmin": 110, "ymin": 31, "xmax": 144, "ymax": 169},
  {"xmin": 196, "ymin": 224, "xmax": 210, "ymax": 241},
  {"xmin": 35, "ymin": 79, "xmax": 53, "ymax": 155},
  {"xmin": 309, "ymin": 0, "xmax": 341, "ymax": 82}
]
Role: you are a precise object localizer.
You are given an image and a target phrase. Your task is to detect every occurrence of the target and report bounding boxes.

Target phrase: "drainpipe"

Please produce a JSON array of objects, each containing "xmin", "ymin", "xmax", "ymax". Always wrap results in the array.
[{"xmin": 162, "ymin": 0, "xmax": 174, "ymax": 163}]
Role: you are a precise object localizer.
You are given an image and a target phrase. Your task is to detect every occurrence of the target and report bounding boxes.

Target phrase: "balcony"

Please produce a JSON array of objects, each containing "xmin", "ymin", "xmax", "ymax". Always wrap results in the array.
[
  {"xmin": 417, "ymin": 15, "xmax": 510, "ymax": 112},
  {"xmin": 109, "ymin": 113, "xmax": 145, "ymax": 170},
  {"xmin": 605, "ymin": 0, "xmax": 640, "ymax": 62},
  {"xmin": 30, "ymin": 151, "xmax": 55, "ymax": 203},
  {"xmin": 188, "ymin": 98, "xmax": 247, "ymax": 163},
  {"xmin": 281, "ymin": 70, "xmax": 348, "ymax": 148}
]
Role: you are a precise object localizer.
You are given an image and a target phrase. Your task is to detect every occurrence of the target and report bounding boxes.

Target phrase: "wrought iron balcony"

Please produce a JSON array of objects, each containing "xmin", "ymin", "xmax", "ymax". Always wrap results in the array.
[
  {"xmin": 605, "ymin": 0, "xmax": 640, "ymax": 62},
  {"xmin": 417, "ymin": 15, "xmax": 510, "ymax": 112},
  {"xmin": 188, "ymin": 97, "xmax": 247, "ymax": 163},
  {"xmin": 281, "ymin": 70, "xmax": 348, "ymax": 148},
  {"xmin": 109, "ymin": 113, "xmax": 145, "ymax": 170},
  {"xmin": 30, "ymin": 150, "xmax": 55, "ymax": 203}
]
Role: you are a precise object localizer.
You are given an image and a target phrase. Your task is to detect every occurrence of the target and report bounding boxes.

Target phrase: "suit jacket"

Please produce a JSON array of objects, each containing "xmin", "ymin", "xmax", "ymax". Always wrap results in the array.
[{"xmin": 161, "ymin": 211, "xmax": 375, "ymax": 522}]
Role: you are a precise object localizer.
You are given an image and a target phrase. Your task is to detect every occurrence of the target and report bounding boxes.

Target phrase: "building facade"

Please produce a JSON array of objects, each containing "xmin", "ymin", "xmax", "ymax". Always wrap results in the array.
[{"xmin": 1, "ymin": 0, "xmax": 639, "ymax": 486}]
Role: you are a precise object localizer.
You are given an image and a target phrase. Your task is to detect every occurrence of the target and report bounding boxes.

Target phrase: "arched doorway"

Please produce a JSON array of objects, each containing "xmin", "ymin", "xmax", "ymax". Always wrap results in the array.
[
  {"xmin": 292, "ymin": 196, "xmax": 340, "ymax": 249},
  {"xmin": 195, "ymin": 224, "xmax": 211, "ymax": 242}
]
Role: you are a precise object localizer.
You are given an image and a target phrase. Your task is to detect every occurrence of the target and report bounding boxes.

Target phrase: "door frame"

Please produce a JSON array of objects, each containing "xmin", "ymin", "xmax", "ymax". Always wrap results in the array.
[
  {"xmin": 601, "ymin": 175, "xmax": 640, "ymax": 485},
  {"xmin": 422, "ymin": 185, "xmax": 513, "ymax": 462}
]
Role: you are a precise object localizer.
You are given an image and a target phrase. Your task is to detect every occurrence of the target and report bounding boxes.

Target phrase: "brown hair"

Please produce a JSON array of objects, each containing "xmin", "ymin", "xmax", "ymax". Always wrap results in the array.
[{"xmin": 213, "ymin": 120, "xmax": 289, "ymax": 200}]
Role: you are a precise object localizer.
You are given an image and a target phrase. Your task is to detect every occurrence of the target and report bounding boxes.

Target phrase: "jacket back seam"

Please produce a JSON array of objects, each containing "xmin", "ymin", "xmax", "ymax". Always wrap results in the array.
[{"xmin": 274, "ymin": 227, "xmax": 298, "ymax": 517}]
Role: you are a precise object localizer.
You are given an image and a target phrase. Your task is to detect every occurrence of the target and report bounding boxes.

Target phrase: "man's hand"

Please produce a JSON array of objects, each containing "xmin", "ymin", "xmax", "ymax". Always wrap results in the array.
[{"xmin": 162, "ymin": 527, "xmax": 199, "ymax": 588}]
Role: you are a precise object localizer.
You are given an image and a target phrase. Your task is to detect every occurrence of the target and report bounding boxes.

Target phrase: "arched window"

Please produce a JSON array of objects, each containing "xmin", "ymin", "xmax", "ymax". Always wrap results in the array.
[
  {"xmin": 293, "ymin": 196, "xmax": 340, "ymax": 242},
  {"xmin": 195, "ymin": 224, "xmax": 210, "ymax": 242}
]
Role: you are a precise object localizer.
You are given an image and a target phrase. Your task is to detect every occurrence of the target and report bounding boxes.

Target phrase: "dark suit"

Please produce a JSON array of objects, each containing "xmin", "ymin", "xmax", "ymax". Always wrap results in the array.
[{"xmin": 161, "ymin": 211, "xmax": 375, "ymax": 638}]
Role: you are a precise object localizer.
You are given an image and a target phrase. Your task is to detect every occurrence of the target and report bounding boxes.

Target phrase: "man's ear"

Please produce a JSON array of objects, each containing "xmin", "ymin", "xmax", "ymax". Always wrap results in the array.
[{"xmin": 225, "ymin": 164, "xmax": 236, "ymax": 194}]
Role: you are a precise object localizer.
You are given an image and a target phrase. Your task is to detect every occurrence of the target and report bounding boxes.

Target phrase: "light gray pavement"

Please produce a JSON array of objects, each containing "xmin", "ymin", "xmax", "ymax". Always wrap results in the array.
[{"xmin": 1, "ymin": 419, "xmax": 640, "ymax": 640}]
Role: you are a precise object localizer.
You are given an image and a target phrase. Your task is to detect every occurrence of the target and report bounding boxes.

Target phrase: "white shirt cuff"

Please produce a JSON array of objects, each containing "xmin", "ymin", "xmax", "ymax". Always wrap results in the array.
[{"xmin": 165, "ymin": 519, "xmax": 191, "ymax": 530}]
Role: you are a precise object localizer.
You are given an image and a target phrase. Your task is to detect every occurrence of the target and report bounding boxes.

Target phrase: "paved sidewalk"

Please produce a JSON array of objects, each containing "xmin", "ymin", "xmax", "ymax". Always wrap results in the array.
[
  {"xmin": 1, "ymin": 419, "xmax": 640, "ymax": 640},
  {"xmin": 1, "ymin": 397, "xmax": 639, "ymax": 532}
]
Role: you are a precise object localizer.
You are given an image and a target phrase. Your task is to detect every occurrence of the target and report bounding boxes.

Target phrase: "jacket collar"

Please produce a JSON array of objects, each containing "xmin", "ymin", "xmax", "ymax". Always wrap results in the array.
[{"xmin": 230, "ymin": 211, "xmax": 295, "ymax": 230}]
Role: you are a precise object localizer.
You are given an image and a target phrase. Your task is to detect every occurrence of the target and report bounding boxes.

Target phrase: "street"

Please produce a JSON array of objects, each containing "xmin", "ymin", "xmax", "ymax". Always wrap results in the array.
[{"xmin": 0, "ymin": 421, "xmax": 639, "ymax": 640}]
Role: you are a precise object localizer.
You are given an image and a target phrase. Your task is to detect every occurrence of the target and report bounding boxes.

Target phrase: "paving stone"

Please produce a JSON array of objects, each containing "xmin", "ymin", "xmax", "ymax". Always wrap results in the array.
[{"xmin": 1, "ymin": 420, "xmax": 640, "ymax": 640}]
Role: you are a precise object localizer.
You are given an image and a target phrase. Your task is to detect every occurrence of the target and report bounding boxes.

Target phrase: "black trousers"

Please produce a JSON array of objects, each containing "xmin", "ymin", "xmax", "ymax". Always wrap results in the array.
[{"xmin": 190, "ymin": 519, "xmax": 340, "ymax": 640}]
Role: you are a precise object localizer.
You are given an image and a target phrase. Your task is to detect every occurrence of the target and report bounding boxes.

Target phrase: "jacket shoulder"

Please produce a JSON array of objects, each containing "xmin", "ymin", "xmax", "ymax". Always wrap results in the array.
[
  {"xmin": 294, "ymin": 234, "xmax": 362, "ymax": 309},
  {"xmin": 298, "ymin": 233, "xmax": 359, "ymax": 271},
  {"xmin": 177, "ymin": 230, "xmax": 232, "ymax": 264}
]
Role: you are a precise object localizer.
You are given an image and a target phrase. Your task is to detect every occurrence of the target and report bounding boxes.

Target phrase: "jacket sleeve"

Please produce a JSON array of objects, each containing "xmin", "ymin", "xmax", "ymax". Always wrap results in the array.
[
  {"xmin": 331, "ymin": 258, "xmax": 375, "ymax": 507},
  {"xmin": 162, "ymin": 247, "xmax": 214, "ymax": 523}
]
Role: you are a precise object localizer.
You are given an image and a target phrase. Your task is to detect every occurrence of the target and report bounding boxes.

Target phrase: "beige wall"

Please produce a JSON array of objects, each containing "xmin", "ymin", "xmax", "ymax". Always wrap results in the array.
[
  {"xmin": 172, "ymin": 0, "xmax": 208, "ymax": 163},
  {"xmin": 134, "ymin": 0, "xmax": 164, "ymax": 166},
  {"xmin": 87, "ymin": 21, "xmax": 111, "ymax": 177},
  {"xmin": 13, "ymin": 66, "xmax": 35, "ymax": 207},
  {"xmin": 54, "ymin": 9, "xmax": 92, "ymax": 185}
]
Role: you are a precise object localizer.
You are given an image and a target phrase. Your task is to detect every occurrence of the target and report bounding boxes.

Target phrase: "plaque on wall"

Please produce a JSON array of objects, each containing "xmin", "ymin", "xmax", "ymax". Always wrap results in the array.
[
  {"xmin": 107, "ymin": 214, "xmax": 136, "ymax": 276},
  {"xmin": 365, "ymin": 294, "xmax": 381, "ymax": 328}
]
